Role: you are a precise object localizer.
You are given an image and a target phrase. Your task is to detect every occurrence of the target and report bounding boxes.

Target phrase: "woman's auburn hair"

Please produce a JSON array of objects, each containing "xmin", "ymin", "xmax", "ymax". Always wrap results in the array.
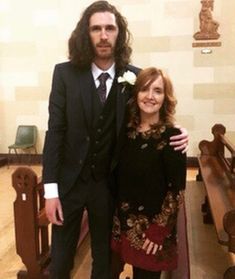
[
  {"xmin": 128, "ymin": 67, "xmax": 177, "ymax": 130},
  {"xmin": 68, "ymin": 1, "xmax": 132, "ymax": 70}
]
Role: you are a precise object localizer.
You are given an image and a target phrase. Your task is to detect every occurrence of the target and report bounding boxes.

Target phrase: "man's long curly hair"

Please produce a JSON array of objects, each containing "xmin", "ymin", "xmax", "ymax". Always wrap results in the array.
[
  {"xmin": 128, "ymin": 67, "xmax": 177, "ymax": 130},
  {"xmin": 68, "ymin": 1, "xmax": 132, "ymax": 70}
]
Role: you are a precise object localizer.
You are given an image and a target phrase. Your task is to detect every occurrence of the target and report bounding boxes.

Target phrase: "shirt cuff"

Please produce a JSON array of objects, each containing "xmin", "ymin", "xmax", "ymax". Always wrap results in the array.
[{"xmin": 44, "ymin": 183, "xmax": 59, "ymax": 199}]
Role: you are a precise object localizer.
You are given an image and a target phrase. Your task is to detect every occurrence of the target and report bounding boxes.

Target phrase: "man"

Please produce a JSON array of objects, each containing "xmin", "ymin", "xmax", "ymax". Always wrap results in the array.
[{"xmin": 42, "ymin": 1, "xmax": 188, "ymax": 279}]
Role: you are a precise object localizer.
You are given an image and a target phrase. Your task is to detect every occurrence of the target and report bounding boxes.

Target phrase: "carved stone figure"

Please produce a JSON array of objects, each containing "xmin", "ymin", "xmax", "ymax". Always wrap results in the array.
[{"xmin": 194, "ymin": 0, "xmax": 220, "ymax": 40}]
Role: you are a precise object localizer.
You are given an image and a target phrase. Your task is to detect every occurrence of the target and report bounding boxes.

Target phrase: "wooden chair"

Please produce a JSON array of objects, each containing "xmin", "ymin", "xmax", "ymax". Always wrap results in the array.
[{"xmin": 8, "ymin": 125, "xmax": 37, "ymax": 167}]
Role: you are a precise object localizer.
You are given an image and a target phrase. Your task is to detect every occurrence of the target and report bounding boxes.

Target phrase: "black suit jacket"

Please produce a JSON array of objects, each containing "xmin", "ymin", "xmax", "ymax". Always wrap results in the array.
[{"xmin": 42, "ymin": 61, "xmax": 140, "ymax": 196}]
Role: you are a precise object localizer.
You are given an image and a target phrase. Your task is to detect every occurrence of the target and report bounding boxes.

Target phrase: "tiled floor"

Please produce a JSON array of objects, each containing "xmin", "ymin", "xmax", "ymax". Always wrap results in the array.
[{"xmin": 0, "ymin": 166, "xmax": 234, "ymax": 279}]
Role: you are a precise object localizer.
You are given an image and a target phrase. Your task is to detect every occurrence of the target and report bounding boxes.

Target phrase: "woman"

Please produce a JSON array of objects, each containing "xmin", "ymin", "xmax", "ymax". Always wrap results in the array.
[{"xmin": 111, "ymin": 67, "xmax": 187, "ymax": 279}]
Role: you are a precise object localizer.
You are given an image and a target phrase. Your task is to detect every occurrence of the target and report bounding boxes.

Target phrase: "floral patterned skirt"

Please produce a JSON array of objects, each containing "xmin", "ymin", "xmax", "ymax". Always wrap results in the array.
[{"xmin": 111, "ymin": 192, "xmax": 182, "ymax": 272}]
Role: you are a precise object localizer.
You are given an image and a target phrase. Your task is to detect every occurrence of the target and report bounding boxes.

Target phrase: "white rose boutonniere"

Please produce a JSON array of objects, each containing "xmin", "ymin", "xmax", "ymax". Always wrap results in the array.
[{"xmin": 117, "ymin": 70, "xmax": 137, "ymax": 93}]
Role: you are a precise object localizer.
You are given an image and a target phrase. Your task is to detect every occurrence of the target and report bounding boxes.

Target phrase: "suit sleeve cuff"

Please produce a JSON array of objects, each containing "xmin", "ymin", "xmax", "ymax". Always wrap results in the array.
[{"xmin": 44, "ymin": 183, "xmax": 59, "ymax": 199}]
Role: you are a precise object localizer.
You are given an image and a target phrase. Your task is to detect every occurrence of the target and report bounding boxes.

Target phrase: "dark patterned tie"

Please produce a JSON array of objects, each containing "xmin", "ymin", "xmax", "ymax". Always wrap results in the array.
[{"xmin": 97, "ymin": 72, "xmax": 109, "ymax": 104}]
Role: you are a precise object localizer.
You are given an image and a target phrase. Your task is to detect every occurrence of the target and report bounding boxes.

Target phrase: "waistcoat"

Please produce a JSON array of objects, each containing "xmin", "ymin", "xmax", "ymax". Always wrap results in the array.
[{"xmin": 80, "ymin": 79, "xmax": 117, "ymax": 181}]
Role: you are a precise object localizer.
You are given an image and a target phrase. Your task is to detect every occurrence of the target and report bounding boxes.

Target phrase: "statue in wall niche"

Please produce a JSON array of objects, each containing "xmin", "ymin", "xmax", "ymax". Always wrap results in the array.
[{"xmin": 194, "ymin": 0, "xmax": 220, "ymax": 40}]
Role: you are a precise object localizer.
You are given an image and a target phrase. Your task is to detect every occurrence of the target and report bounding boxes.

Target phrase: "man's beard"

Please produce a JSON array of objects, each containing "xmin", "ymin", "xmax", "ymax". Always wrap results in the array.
[{"xmin": 94, "ymin": 43, "xmax": 115, "ymax": 60}]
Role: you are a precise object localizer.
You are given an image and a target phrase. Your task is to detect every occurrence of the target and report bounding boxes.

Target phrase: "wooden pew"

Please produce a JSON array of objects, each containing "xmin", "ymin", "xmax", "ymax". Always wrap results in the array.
[
  {"xmin": 12, "ymin": 167, "xmax": 89, "ymax": 279},
  {"xmin": 197, "ymin": 124, "xmax": 235, "ymax": 279}
]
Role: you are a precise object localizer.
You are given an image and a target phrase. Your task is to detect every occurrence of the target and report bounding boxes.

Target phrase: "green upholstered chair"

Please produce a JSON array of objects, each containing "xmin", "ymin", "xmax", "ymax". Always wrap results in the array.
[{"xmin": 8, "ymin": 125, "xmax": 37, "ymax": 167}]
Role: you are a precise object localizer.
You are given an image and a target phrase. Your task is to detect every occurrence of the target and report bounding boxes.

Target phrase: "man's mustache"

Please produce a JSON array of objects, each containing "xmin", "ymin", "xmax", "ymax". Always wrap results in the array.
[{"xmin": 96, "ymin": 42, "xmax": 112, "ymax": 47}]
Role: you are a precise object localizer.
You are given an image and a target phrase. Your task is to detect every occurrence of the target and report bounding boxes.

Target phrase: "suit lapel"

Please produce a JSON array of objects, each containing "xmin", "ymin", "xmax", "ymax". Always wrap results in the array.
[
  {"xmin": 78, "ymin": 69, "xmax": 96, "ymax": 133},
  {"xmin": 115, "ymin": 67, "xmax": 133, "ymax": 135},
  {"xmin": 116, "ymin": 81, "xmax": 127, "ymax": 135}
]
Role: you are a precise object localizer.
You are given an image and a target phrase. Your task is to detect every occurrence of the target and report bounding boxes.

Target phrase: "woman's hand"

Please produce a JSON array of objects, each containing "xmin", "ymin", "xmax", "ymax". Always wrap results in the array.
[
  {"xmin": 142, "ymin": 235, "xmax": 162, "ymax": 255},
  {"xmin": 142, "ymin": 223, "xmax": 169, "ymax": 254},
  {"xmin": 170, "ymin": 125, "xmax": 188, "ymax": 153}
]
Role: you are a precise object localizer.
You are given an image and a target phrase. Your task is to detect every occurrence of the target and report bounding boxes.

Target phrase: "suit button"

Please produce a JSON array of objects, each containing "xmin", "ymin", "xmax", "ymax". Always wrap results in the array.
[
  {"xmin": 86, "ymin": 136, "xmax": 90, "ymax": 142},
  {"xmin": 95, "ymin": 140, "xmax": 99, "ymax": 144},
  {"xmin": 91, "ymin": 164, "xmax": 95, "ymax": 169},
  {"xmin": 99, "ymin": 115, "xmax": 104, "ymax": 120},
  {"xmin": 97, "ymin": 128, "xmax": 102, "ymax": 133}
]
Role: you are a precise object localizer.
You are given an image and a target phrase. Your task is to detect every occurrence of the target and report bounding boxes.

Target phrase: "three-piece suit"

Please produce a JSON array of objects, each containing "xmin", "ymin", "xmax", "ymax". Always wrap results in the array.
[{"xmin": 42, "ymin": 61, "xmax": 139, "ymax": 279}]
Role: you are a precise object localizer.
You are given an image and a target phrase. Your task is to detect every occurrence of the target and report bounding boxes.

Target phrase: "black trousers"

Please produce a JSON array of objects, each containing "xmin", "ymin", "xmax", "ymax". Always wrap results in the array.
[
  {"xmin": 132, "ymin": 267, "xmax": 161, "ymax": 279},
  {"xmin": 49, "ymin": 175, "xmax": 113, "ymax": 279}
]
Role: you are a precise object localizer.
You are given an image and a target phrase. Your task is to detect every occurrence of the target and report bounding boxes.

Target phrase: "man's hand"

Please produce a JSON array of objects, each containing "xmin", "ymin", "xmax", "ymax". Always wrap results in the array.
[
  {"xmin": 45, "ymin": 198, "xmax": 64, "ymax": 226},
  {"xmin": 170, "ymin": 125, "xmax": 188, "ymax": 153}
]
